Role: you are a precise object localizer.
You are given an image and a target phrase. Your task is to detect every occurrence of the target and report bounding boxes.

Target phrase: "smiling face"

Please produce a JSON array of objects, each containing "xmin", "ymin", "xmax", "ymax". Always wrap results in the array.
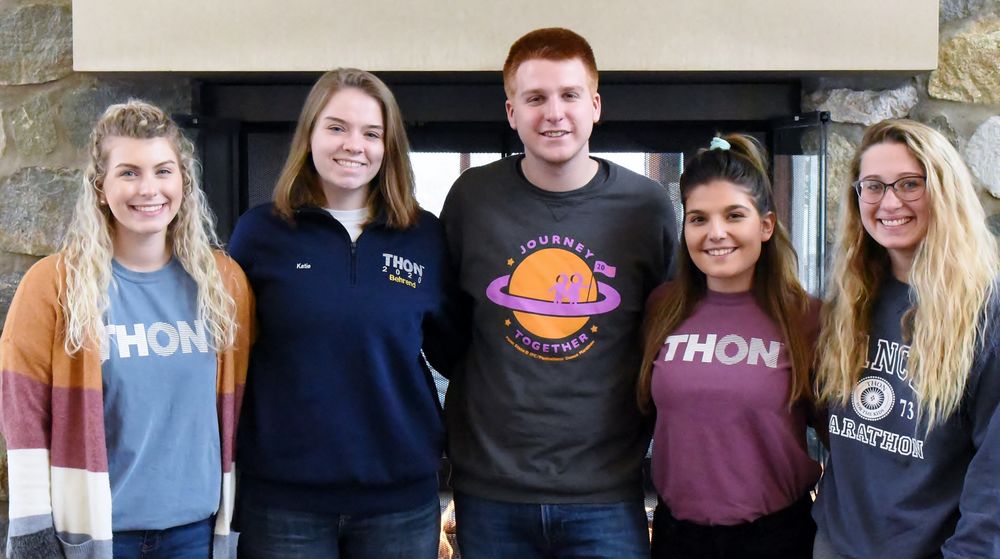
[
  {"xmin": 684, "ymin": 180, "xmax": 776, "ymax": 293},
  {"xmin": 309, "ymin": 87, "xmax": 385, "ymax": 210},
  {"xmin": 505, "ymin": 57, "xmax": 601, "ymax": 174},
  {"xmin": 100, "ymin": 136, "xmax": 183, "ymax": 250},
  {"xmin": 856, "ymin": 141, "xmax": 930, "ymax": 279}
]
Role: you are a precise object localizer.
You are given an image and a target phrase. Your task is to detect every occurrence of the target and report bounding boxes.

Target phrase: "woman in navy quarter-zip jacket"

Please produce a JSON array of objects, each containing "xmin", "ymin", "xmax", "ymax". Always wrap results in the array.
[{"xmin": 227, "ymin": 68, "xmax": 464, "ymax": 559}]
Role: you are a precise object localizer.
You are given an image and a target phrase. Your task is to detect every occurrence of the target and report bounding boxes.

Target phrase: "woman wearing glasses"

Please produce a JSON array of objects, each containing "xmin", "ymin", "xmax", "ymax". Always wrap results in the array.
[{"xmin": 812, "ymin": 119, "xmax": 1000, "ymax": 558}]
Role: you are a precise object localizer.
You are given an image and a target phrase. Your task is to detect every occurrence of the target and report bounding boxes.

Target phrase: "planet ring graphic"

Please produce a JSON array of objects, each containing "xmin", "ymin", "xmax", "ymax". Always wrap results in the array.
[{"xmin": 486, "ymin": 275, "xmax": 621, "ymax": 317}]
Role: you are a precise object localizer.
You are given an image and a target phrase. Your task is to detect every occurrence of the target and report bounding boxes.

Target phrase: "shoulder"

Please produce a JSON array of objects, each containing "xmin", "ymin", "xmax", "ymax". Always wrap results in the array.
[
  {"xmin": 979, "ymin": 286, "xmax": 1000, "ymax": 353},
  {"xmin": 213, "ymin": 251, "xmax": 251, "ymax": 298},
  {"xmin": 604, "ymin": 160, "xmax": 666, "ymax": 193},
  {"xmin": 602, "ymin": 160, "xmax": 674, "ymax": 214},
  {"xmin": 414, "ymin": 208, "xmax": 443, "ymax": 229},
  {"xmin": 235, "ymin": 202, "xmax": 282, "ymax": 228},
  {"xmin": 2, "ymin": 255, "xmax": 64, "ymax": 333},
  {"xmin": 449, "ymin": 158, "xmax": 516, "ymax": 196},
  {"xmin": 441, "ymin": 158, "xmax": 516, "ymax": 223},
  {"xmin": 14, "ymin": 254, "xmax": 64, "ymax": 302},
  {"xmin": 403, "ymin": 210, "xmax": 449, "ymax": 254},
  {"xmin": 646, "ymin": 280, "xmax": 679, "ymax": 309}
]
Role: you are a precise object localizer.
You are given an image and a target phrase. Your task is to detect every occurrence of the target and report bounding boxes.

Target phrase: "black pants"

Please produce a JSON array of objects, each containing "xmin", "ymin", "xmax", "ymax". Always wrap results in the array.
[{"xmin": 650, "ymin": 493, "xmax": 816, "ymax": 559}]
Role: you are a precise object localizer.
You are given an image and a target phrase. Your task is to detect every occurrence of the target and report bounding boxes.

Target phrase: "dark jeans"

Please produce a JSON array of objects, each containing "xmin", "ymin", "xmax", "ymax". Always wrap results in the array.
[
  {"xmin": 236, "ymin": 492, "xmax": 440, "ymax": 559},
  {"xmin": 650, "ymin": 493, "xmax": 815, "ymax": 559},
  {"xmin": 453, "ymin": 491, "xmax": 650, "ymax": 559},
  {"xmin": 812, "ymin": 529, "xmax": 849, "ymax": 559},
  {"xmin": 112, "ymin": 517, "xmax": 213, "ymax": 559}
]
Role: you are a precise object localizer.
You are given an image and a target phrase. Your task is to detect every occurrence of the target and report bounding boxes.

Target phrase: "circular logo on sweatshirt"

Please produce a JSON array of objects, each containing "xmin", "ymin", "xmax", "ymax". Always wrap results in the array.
[
  {"xmin": 851, "ymin": 376, "xmax": 895, "ymax": 421},
  {"xmin": 486, "ymin": 237, "xmax": 621, "ymax": 362}
]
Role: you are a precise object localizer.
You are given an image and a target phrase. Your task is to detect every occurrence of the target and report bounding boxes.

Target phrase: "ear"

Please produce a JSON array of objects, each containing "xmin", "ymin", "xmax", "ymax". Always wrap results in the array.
[
  {"xmin": 592, "ymin": 92, "xmax": 602, "ymax": 123},
  {"xmin": 760, "ymin": 211, "xmax": 776, "ymax": 242},
  {"xmin": 505, "ymin": 99, "xmax": 516, "ymax": 130}
]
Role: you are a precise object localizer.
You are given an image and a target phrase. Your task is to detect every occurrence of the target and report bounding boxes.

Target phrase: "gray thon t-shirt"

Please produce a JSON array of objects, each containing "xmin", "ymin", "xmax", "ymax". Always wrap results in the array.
[{"xmin": 102, "ymin": 258, "xmax": 219, "ymax": 530}]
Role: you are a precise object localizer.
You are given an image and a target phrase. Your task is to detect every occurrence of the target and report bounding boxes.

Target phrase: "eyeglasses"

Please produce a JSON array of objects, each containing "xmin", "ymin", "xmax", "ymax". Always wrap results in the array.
[{"xmin": 852, "ymin": 176, "xmax": 926, "ymax": 204}]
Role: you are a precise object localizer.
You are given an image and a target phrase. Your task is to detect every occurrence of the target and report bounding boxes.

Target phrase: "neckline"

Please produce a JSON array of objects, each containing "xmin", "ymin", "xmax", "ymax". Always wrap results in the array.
[{"xmin": 112, "ymin": 257, "xmax": 181, "ymax": 284}]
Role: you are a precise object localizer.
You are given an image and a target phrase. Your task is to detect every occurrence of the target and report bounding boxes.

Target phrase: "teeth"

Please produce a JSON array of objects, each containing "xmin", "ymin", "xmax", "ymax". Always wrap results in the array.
[
  {"xmin": 335, "ymin": 160, "xmax": 363, "ymax": 168},
  {"xmin": 707, "ymin": 248, "xmax": 736, "ymax": 256},
  {"xmin": 881, "ymin": 217, "xmax": 912, "ymax": 226},
  {"xmin": 132, "ymin": 204, "xmax": 164, "ymax": 213},
  {"xmin": 542, "ymin": 131, "xmax": 568, "ymax": 137}
]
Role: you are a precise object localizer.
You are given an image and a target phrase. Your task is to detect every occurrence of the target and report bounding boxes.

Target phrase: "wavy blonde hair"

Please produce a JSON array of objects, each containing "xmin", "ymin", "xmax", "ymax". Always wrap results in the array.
[
  {"xmin": 816, "ymin": 119, "xmax": 999, "ymax": 428},
  {"xmin": 638, "ymin": 134, "xmax": 812, "ymax": 412},
  {"xmin": 60, "ymin": 99, "xmax": 237, "ymax": 354}
]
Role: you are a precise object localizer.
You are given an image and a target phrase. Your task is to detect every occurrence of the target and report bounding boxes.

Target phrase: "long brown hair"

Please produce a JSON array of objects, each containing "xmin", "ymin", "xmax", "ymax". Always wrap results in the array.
[
  {"xmin": 272, "ymin": 68, "xmax": 419, "ymax": 229},
  {"xmin": 637, "ymin": 134, "xmax": 812, "ymax": 413}
]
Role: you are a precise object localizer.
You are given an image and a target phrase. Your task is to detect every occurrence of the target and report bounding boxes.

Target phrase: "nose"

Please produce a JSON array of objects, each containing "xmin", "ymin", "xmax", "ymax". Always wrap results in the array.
[
  {"xmin": 543, "ymin": 98, "xmax": 565, "ymax": 122},
  {"xmin": 708, "ymin": 217, "xmax": 727, "ymax": 241},
  {"xmin": 880, "ymin": 186, "xmax": 904, "ymax": 209},
  {"xmin": 137, "ymin": 174, "xmax": 157, "ymax": 197},
  {"xmin": 342, "ymin": 131, "xmax": 363, "ymax": 153}
]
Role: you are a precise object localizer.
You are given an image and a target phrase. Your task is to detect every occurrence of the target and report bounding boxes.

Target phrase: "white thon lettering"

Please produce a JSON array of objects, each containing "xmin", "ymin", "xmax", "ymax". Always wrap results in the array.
[{"xmin": 178, "ymin": 320, "xmax": 209, "ymax": 354}]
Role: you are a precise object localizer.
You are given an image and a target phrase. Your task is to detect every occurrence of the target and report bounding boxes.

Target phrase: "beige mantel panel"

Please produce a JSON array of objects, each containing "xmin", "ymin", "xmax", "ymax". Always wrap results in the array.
[{"xmin": 72, "ymin": 1, "xmax": 937, "ymax": 72}]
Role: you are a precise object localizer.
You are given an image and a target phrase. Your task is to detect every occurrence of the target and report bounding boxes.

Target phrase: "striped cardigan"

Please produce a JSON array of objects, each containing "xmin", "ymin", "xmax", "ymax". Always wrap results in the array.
[{"xmin": 0, "ymin": 252, "xmax": 253, "ymax": 559}]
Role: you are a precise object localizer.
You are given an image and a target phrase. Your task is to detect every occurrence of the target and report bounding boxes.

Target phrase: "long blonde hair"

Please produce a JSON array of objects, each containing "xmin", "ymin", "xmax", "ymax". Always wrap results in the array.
[
  {"xmin": 816, "ymin": 119, "xmax": 999, "ymax": 428},
  {"xmin": 272, "ymin": 68, "xmax": 419, "ymax": 229},
  {"xmin": 61, "ymin": 99, "xmax": 237, "ymax": 354},
  {"xmin": 638, "ymin": 134, "xmax": 812, "ymax": 412}
]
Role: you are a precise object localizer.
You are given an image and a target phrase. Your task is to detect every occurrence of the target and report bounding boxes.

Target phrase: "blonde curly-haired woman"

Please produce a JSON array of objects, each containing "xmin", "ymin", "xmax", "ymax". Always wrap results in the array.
[{"xmin": 0, "ymin": 100, "xmax": 253, "ymax": 559}]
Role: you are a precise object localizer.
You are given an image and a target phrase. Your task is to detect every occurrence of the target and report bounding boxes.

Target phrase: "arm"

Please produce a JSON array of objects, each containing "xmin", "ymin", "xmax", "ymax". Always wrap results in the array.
[
  {"xmin": 425, "ymin": 181, "xmax": 471, "ymax": 380},
  {"xmin": 422, "ymin": 220, "xmax": 470, "ymax": 380},
  {"xmin": 0, "ymin": 259, "xmax": 65, "ymax": 558},
  {"xmin": 212, "ymin": 253, "xmax": 254, "ymax": 558},
  {"xmin": 942, "ymin": 312, "xmax": 1000, "ymax": 559}
]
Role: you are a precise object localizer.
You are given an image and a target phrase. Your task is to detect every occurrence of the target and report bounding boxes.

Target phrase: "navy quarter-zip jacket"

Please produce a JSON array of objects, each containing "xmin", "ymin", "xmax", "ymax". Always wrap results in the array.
[{"xmin": 228, "ymin": 203, "xmax": 462, "ymax": 515}]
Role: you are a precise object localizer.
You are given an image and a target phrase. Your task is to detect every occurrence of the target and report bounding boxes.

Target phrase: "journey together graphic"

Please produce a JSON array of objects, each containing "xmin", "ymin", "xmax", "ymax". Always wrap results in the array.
[{"xmin": 486, "ymin": 235, "xmax": 620, "ymax": 361}]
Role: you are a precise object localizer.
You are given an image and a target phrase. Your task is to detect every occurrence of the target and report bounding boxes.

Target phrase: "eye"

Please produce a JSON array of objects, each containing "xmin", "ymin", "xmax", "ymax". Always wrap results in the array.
[
  {"xmin": 727, "ymin": 212, "xmax": 746, "ymax": 220},
  {"xmin": 119, "ymin": 169, "xmax": 137, "ymax": 177},
  {"xmin": 156, "ymin": 168, "xmax": 173, "ymax": 175},
  {"xmin": 564, "ymin": 91, "xmax": 580, "ymax": 100},
  {"xmin": 328, "ymin": 124, "xmax": 345, "ymax": 133},
  {"xmin": 526, "ymin": 96, "xmax": 543, "ymax": 104},
  {"xmin": 686, "ymin": 215, "xmax": 705, "ymax": 225},
  {"xmin": 365, "ymin": 131, "xmax": 382, "ymax": 140},
  {"xmin": 899, "ymin": 177, "xmax": 923, "ymax": 191},
  {"xmin": 862, "ymin": 181, "xmax": 884, "ymax": 193}
]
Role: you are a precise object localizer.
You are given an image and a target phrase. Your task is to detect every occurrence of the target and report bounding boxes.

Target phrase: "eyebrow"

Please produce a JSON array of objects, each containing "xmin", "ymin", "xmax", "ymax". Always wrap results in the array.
[
  {"xmin": 860, "ymin": 173, "xmax": 923, "ymax": 180},
  {"xmin": 321, "ymin": 116, "xmax": 383, "ymax": 130},
  {"xmin": 521, "ymin": 85, "xmax": 584, "ymax": 96},
  {"xmin": 113, "ymin": 160, "xmax": 176, "ymax": 169},
  {"xmin": 684, "ymin": 204, "xmax": 752, "ymax": 216}
]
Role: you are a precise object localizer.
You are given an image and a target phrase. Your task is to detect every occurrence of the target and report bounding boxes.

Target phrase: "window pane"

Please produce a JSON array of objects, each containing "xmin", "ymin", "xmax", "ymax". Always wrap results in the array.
[{"xmin": 411, "ymin": 152, "xmax": 502, "ymax": 216}]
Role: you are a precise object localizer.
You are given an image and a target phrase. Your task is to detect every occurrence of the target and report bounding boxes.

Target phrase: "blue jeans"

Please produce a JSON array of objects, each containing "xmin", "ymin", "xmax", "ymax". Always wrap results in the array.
[
  {"xmin": 236, "ymin": 492, "xmax": 441, "ymax": 559},
  {"xmin": 112, "ymin": 517, "xmax": 213, "ymax": 559},
  {"xmin": 454, "ymin": 491, "xmax": 650, "ymax": 559}
]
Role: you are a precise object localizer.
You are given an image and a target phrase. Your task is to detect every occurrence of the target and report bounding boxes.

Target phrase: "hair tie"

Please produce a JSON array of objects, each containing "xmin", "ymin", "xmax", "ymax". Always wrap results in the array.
[{"xmin": 709, "ymin": 137, "xmax": 731, "ymax": 151}]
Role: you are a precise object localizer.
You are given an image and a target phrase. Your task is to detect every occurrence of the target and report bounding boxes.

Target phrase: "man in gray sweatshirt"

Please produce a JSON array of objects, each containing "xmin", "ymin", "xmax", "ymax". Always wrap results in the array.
[{"xmin": 440, "ymin": 27, "xmax": 677, "ymax": 558}]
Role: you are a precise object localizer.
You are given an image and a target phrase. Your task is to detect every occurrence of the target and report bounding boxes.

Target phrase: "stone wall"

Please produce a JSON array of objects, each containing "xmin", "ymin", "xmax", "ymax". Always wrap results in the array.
[
  {"xmin": 0, "ymin": 0, "xmax": 998, "ymax": 504},
  {"xmin": 0, "ymin": 0, "xmax": 192, "ymax": 500},
  {"xmin": 0, "ymin": 0, "xmax": 192, "ymax": 328},
  {"xmin": 805, "ymin": 0, "xmax": 1000, "ymax": 241}
]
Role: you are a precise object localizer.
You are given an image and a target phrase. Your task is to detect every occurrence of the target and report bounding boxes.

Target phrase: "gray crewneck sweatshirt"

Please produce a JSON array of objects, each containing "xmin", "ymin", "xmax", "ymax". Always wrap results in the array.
[{"xmin": 440, "ymin": 155, "xmax": 676, "ymax": 503}]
